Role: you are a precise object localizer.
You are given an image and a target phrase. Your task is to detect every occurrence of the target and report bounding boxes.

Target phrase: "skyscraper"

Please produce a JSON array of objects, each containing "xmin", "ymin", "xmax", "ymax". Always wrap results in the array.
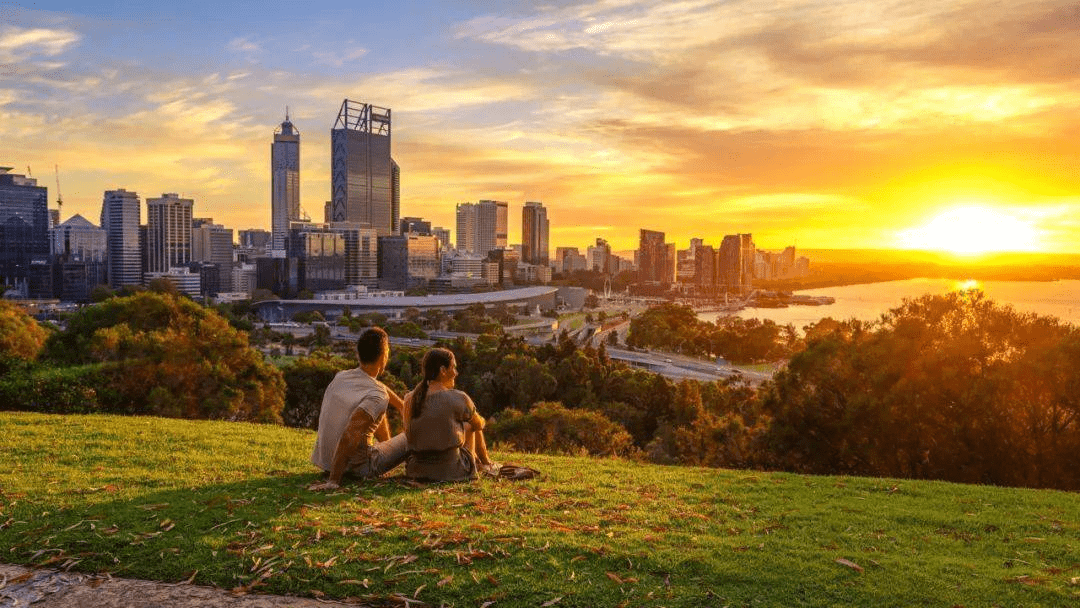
[
  {"xmin": 718, "ymin": 233, "xmax": 755, "ymax": 293},
  {"xmin": 101, "ymin": 189, "xmax": 142, "ymax": 289},
  {"xmin": 271, "ymin": 112, "xmax": 300, "ymax": 252},
  {"xmin": 192, "ymin": 220, "xmax": 235, "ymax": 292},
  {"xmin": 521, "ymin": 201, "xmax": 549, "ymax": 266},
  {"xmin": 637, "ymin": 228, "xmax": 669, "ymax": 283},
  {"xmin": 491, "ymin": 199, "xmax": 508, "ymax": 249},
  {"xmin": 456, "ymin": 200, "xmax": 507, "ymax": 256},
  {"xmin": 329, "ymin": 222, "xmax": 379, "ymax": 287},
  {"xmin": 145, "ymin": 193, "xmax": 193, "ymax": 275},
  {"xmin": 0, "ymin": 167, "xmax": 49, "ymax": 291},
  {"xmin": 330, "ymin": 100, "xmax": 398, "ymax": 236}
]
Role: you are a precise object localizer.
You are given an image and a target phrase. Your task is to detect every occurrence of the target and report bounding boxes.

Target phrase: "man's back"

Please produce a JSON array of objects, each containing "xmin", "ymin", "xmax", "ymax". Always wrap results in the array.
[{"xmin": 310, "ymin": 367, "xmax": 387, "ymax": 471}]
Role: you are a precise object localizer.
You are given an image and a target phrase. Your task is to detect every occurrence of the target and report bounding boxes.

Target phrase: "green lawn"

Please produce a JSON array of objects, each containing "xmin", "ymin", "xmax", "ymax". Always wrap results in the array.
[
  {"xmin": 1, "ymin": 412, "xmax": 1077, "ymax": 607},
  {"xmin": 558, "ymin": 312, "xmax": 587, "ymax": 331}
]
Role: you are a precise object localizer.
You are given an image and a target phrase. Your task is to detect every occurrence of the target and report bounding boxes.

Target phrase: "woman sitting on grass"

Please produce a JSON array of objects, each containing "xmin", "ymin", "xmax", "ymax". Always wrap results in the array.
[{"xmin": 403, "ymin": 348, "xmax": 500, "ymax": 481}]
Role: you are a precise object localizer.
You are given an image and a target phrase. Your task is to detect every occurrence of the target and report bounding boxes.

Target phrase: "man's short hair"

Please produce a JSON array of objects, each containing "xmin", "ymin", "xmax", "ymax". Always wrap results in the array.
[{"xmin": 356, "ymin": 327, "xmax": 389, "ymax": 364}]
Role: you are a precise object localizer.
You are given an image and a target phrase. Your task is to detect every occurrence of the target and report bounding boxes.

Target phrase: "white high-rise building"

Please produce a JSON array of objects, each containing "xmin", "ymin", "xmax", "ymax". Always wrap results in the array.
[
  {"xmin": 193, "ymin": 220, "xmax": 235, "ymax": 291},
  {"xmin": 100, "ymin": 189, "xmax": 142, "ymax": 288},
  {"xmin": 455, "ymin": 200, "xmax": 507, "ymax": 255},
  {"xmin": 145, "ymin": 193, "xmax": 193, "ymax": 276},
  {"xmin": 271, "ymin": 112, "xmax": 300, "ymax": 252}
]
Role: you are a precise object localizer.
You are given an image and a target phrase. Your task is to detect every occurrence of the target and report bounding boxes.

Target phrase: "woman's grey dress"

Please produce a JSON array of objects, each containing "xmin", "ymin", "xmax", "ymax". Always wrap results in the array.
[{"xmin": 405, "ymin": 389, "xmax": 478, "ymax": 482}]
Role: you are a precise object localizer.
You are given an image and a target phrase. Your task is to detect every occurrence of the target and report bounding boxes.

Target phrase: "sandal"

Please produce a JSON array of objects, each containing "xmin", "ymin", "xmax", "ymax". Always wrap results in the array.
[{"xmin": 496, "ymin": 463, "xmax": 541, "ymax": 480}]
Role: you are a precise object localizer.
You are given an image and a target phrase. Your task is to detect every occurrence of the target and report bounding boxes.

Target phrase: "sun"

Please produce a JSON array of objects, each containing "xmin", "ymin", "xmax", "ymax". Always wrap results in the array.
[{"xmin": 896, "ymin": 205, "xmax": 1042, "ymax": 255}]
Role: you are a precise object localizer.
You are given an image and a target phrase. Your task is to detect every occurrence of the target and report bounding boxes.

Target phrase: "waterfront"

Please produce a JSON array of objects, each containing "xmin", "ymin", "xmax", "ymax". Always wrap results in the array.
[{"xmin": 698, "ymin": 278, "xmax": 1080, "ymax": 328}]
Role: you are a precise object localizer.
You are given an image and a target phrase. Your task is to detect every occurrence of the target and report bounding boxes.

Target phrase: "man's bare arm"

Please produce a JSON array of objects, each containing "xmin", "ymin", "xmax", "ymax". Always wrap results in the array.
[
  {"xmin": 310, "ymin": 408, "xmax": 372, "ymax": 490},
  {"xmin": 374, "ymin": 414, "xmax": 391, "ymax": 442},
  {"xmin": 385, "ymin": 387, "xmax": 406, "ymax": 415}
]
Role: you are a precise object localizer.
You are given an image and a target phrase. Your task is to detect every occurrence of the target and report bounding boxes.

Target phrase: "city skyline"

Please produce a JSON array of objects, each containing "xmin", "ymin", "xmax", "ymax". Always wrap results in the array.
[{"xmin": 4, "ymin": 1, "xmax": 1080, "ymax": 254}]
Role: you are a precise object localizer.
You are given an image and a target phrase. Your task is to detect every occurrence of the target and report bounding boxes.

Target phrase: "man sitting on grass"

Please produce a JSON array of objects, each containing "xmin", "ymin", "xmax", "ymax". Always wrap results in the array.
[{"xmin": 309, "ymin": 327, "xmax": 407, "ymax": 490}]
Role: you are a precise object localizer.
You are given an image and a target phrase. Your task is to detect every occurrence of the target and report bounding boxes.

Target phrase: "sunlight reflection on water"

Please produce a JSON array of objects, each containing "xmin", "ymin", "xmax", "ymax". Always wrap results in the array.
[{"xmin": 698, "ymin": 278, "xmax": 1080, "ymax": 329}]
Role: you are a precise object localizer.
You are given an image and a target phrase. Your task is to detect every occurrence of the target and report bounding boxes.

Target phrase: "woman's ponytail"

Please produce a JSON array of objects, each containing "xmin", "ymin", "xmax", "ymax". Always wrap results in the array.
[{"xmin": 411, "ymin": 348, "xmax": 455, "ymax": 419}]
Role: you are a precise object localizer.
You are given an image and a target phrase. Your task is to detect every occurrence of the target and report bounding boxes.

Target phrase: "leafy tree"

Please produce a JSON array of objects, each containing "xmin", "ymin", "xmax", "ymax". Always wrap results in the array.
[
  {"xmin": 488, "ymin": 354, "xmax": 556, "ymax": 412},
  {"xmin": 0, "ymin": 301, "xmax": 46, "ymax": 369},
  {"xmin": 292, "ymin": 310, "xmax": 325, "ymax": 324},
  {"xmin": 761, "ymin": 291, "xmax": 1080, "ymax": 490},
  {"xmin": 147, "ymin": 277, "xmax": 178, "ymax": 296},
  {"xmin": 385, "ymin": 321, "xmax": 428, "ymax": 339},
  {"xmin": 312, "ymin": 324, "xmax": 332, "ymax": 348},
  {"xmin": 89, "ymin": 284, "xmax": 114, "ymax": 302},
  {"xmin": 43, "ymin": 292, "xmax": 285, "ymax": 423}
]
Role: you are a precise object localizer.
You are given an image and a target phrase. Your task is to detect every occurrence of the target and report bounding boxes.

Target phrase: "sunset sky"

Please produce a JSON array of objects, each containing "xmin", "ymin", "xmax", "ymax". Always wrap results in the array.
[{"xmin": 3, "ymin": 0, "xmax": 1079, "ymax": 253}]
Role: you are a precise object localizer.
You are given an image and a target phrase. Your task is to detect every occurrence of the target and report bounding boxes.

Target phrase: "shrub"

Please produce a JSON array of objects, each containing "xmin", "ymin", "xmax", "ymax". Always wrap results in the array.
[
  {"xmin": 487, "ymin": 401, "xmax": 635, "ymax": 457},
  {"xmin": 0, "ymin": 363, "xmax": 123, "ymax": 415},
  {"xmin": 42, "ymin": 292, "xmax": 285, "ymax": 423}
]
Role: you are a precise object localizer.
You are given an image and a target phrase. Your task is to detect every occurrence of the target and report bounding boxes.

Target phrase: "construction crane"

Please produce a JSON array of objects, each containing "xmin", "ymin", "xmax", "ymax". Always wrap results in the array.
[{"xmin": 54, "ymin": 165, "xmax": 63, "ymax": 215}]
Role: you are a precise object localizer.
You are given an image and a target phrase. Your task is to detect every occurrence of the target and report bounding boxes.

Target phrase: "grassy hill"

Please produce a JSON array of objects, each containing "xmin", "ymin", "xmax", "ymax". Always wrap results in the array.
[{"xmin": 1, "ymin": 412, "xmax": 1077, "ymax": 607}]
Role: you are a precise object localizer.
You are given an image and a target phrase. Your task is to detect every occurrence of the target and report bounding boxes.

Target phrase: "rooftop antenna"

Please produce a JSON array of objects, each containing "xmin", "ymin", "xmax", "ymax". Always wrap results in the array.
[
  {"xmin": 285, "ymin": 105, "xmax": 289, "ymax": 121},
  {"xmin": 54, "ymin": 165, "xmax": 63, "ymax": 215}
]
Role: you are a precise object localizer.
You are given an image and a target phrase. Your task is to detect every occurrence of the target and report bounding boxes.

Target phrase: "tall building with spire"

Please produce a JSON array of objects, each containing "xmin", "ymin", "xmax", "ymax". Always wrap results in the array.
[
  {"xmin": 101, "ymin": 189, "xmax": 142, "ymax": 288},
  {"xmin": 521, "ymin": 201, "xmax": 549, "ymax": 266},
  {"xmin": 271, "ymin": 111, "xmax": 300, "ymax": 252},
  {"xmin": 330, "ymin": 100, "xmax": 399, "ymax": 236}
]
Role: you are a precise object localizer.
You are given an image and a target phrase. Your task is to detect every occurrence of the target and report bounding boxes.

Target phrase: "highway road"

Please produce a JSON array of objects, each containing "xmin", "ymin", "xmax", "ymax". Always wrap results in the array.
[{"xmin": 290, "ymin": 323, "xmax": 773, "ymax": 386}]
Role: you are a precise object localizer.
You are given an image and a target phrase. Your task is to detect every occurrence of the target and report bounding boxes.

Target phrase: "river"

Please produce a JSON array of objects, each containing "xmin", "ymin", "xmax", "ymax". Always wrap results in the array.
[{"xmin": 697, "ymin": 278, "xmax": 1080, "ymax": 328}]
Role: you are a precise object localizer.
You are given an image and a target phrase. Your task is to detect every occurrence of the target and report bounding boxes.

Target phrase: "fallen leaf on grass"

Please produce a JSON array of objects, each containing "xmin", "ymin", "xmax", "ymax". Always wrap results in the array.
[
  {"xmin": 138, "ymin": 503, "xmax": 169, "ymax": 511},
  {"xmin": 541, "ymin": 597, "xmax": 562, "ymax": 606},
  {"xmin": 480, "ymin": 603, "xmax": 495, "ymax": 608},
  {"xmin": 570, "ymin": 555, "xmax": 586, "ymax": 563},
  {"xmin": 835, "ymin": 558, "xmax": 863, "ymax": 573},
  {"xmin": 184, "ymin": 570, "xmax": 198, "ymax": 584},
  {"xmin": 486, "ymin": 574, "xmax": 499, "ymax": 587},
  {"xmin": 413, "ymin": 584, "xmax": 426, "ymax": 598},
  {"xmin": 1069, "ymin": 577, "xmax": 1079, "ymax": 586},
  {"xmin": 437, "ymin": 575, "xmax": 453, "ymax": 587},
  {"xmin": 340, "ymin": 579, "xmax": 370, "ymax": 588},
  {"xmin": 159, "ymin": 519, "xmax": 175, "ymax": 532},
  {"xmin": 606, "ymin": 572, "xmax": 623, "ymax": 584}
]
